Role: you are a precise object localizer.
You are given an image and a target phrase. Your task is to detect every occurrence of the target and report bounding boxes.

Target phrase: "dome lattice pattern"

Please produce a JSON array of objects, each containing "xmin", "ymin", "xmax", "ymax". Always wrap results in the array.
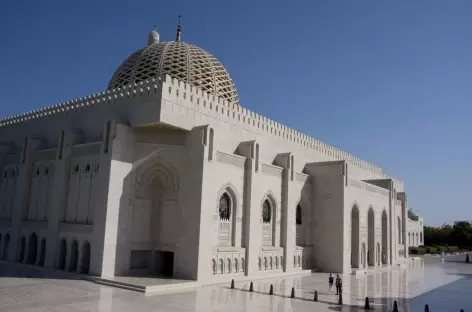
[{"xmin": 109, "ymin": 41, "xmax": 239, "ymax": 104}]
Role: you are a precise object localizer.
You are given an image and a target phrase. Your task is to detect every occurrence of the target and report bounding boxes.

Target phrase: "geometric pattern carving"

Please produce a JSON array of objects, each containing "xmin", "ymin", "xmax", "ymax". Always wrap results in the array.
[{"xmin": 109, "ymin": 41, "xmax": 239, "ymax": 105}]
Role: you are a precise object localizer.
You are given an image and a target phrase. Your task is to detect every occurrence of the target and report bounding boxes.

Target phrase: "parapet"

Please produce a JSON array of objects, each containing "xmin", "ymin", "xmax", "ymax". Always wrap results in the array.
[
  {"xmin": 161, "ymin": 74, "xmax": 401, "ymax": 182},
  {"xmin": 0, "ymin": 73, "xmax": 402, "ymax": 183},
  {"xmin": 0, "ymin": 78, "xmax": 164, "ymax": 128}
]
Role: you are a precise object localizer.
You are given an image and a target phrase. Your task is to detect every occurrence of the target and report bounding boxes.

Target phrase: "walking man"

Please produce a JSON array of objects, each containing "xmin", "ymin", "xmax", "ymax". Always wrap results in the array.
[
  {"xmin": 335, "ymin": 274, "xmax": 342, "ymax": 295},
  {"xmin": 328, "ymin": 273, "xmax": 334, "ymax": 293}
]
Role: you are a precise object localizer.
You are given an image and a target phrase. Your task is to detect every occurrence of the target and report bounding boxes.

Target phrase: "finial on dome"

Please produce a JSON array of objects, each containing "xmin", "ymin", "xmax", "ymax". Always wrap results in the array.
[
  {"xmin": 148, "ymin": 25, "xmax": 159, "ymax": 46},
  {"xmin": 176, "ymin": 14, "xmax": 182, "ymax": 42}
]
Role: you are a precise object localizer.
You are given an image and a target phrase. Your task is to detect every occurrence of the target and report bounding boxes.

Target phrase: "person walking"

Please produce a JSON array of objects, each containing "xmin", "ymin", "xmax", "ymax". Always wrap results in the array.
[
  {"xmin": 335, "ymin": 274, "xmax": 342, "ymax": 295},
  {"xmin": 328, "ymin": 273, "xmax": 334, "ymax": 293}
]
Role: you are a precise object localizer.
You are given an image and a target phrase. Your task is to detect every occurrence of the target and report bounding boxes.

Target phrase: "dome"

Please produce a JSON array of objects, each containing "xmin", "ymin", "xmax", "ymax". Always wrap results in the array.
[{"xmin": 108, "ymin": 41, "xmax": 239, "ymax": 104}]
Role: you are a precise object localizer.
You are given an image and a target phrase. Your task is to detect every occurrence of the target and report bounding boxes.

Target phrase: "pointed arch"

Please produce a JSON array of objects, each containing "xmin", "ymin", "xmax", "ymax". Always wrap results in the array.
[
  {"xmin": 80, "ymin": 241, "xmax": 91, "ymax": 274},
  {"xmin": 381, "ymin": 209, "xmax": 388, "ymax": 264},
  {"xmin": 27, "ymin": 233, "xmax": 38, "ymax": 265},
  {"xmin": 17, "ymin": 236, "xmax": 25, "ymax": 263},
  {"xmin": 57, "ymin": 238, "xmax": 67, "ymax": 270},
  {"xmin": 351, "ymin": 204, "xmax": 360, "ymax": 268},
  {"xmin": 261, "ymin": 191, "xmax": 277, "ymax": 246},
  {"xmin": 216, "ymin": 183, "xmax": 240, "ymax": 246},
  {"xmin": 136, "ymin": 156, "xmax": 180, "ymax": 193},
  {"xmin": 367, "ymin": 207, "xmax": 375, "ymax": 266}
]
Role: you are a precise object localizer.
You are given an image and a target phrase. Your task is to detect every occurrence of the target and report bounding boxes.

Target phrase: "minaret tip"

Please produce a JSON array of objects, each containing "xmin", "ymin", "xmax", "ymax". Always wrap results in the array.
[{"xmin": 176, "ymin": 14, "xmax": 182, "ymax": 42}]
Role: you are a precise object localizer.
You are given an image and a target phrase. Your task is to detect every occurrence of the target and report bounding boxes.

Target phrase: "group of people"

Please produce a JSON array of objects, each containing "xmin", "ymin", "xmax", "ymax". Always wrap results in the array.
[{"xmin": 328, "ymin": 273, "xmax": 342, "ymax": 295}]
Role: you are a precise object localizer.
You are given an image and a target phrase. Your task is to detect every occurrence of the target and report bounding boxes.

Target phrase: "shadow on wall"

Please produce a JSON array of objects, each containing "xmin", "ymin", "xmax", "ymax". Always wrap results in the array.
[{"xmin": 0, "ymin": 229, "xmax": 91, "ymax": 279}]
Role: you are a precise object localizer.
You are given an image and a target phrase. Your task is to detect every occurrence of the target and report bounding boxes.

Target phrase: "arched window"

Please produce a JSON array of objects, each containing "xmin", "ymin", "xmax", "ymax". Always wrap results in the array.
[
  {"xmin": 296, "ymin": 204, "xmax": 303, "ymax": 246},
  {"xmin": 262, "ymin": 198, "xmax": 274, "ymax": 246},
  {"xmin": 262, "ymin": 200, "xmax": 271, "ymax": 223},
  {"xmin": 296, "ymin": 205, "xmax": 302, "ymax": 225},
  {"xmin": 219, "ymin": 193, "xmax": 231, "ymax": 220},
  {"xmin": 218, "ymin": 192, "xmax": 233, "ymax": 246},
  {"xmin": 397, "ymin": 217, "xmax": 402, "ymax": 244}
]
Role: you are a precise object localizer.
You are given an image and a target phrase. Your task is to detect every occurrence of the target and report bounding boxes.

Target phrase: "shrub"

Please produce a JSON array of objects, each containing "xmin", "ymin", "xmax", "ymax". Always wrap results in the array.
[
  {"xmin": 425, "ymin": 246, "xmax": 438, "ymax": 254},
  {"xmin": 409, "ymin": 247, "xmax": 419, "ymax": 255},
  {"xmin": 409, "ymin": 246, "xmax": 426, "ymax": 255}
]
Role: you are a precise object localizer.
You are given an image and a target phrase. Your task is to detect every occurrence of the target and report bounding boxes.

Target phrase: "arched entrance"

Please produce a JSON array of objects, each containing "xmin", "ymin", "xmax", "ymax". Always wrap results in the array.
[
  {"xmin": 381, "ymin": 210, "xmax": 388, "ymax": 264},
  {"xmin": 351, "ymin": 205, "xmax": 360, "ymax": 268},
  {"xmin": 27, "ymin": 233, "xmax": 38, "ymax": 265},
  {"xmin": 69, "ymin": 240, "xmax": 79, "ymax": 272},
  {"xmin": 367, "ymin": 208, "xmax": 375, "ymax": 266},
  {"xmin": 17, "ymin": 236, "xmax": 25, "ymax": 263},
  {"xmin": 57, "ymin": 239, "xmax": 67, "ymax": 270},
  {"xmin": 80, "ymin": 241, "xmax": 91, "ymax": 274},
  {"xmin": 2, "ymin": 234, "xmax": 10, "ymax": 260},
  {"xmin": 39, "ymin": 238, "xmax": 46, "ymax": 266},
  {"xmin": 131, "ymin": 157, "xmax": 179, "ymax": 277}
]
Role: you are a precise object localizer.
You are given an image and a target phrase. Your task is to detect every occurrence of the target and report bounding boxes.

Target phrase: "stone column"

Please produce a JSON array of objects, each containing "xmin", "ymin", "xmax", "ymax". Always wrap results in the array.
[
  {"xmin": 8, "ymin": 136, "xmax": 41, "ymax": 261},
  {"xmin": 280, "ymin": 155, "xmax": 296, "ymax": 273},
  {"xmin": 238, "ymin": 141, "xmax": 261, "ymax": 276},
  {"xmin": 388, "ymin": 184, "xmax": 394, "ymax": 266},
  {"xmin": 90, "ymin": 122, "xmax": 134, "ymax": 277},
  {"xmin": 44, "ymin": 130, "xmax": 75, "ymax": 268},
  {"xmin": 242, "ymin": 156, "xmax": 258, "ymax": 275},
  {"xmin": 399, "ymin": 192, "xmax": 408, "ymax": 258}
]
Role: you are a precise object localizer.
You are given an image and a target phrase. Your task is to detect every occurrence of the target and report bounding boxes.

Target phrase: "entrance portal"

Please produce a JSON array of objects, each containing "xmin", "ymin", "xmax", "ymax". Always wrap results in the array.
[{"xmin": 154, "ymin": 251, "xmax": 174, "ymax": 277}]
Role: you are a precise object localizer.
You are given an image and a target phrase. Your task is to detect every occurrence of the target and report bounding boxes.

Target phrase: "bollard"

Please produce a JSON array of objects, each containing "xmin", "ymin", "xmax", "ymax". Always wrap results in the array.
[
  {"xmin": 249, "ymin": 282, "xmax": 253, "ymax": 292},
  {"xmin": 424, "ymin": 304, "xmax": 429, "ymax": 312},
  {"xmin": 290, "ymin": 287, "xmax": 295, "ymax": 298},
  {"xmin": 314, "ymin": 290, "xmax": 318, "ymax": 302},
  {"xmin": 460, "ymin": 310, "xmax": 464, "ymax": 312},
  {"xmin": 466, "ymin": 254, "xmax": 470, "ymax": 263},
  {"xmin": 269, "ymin": 284, "xmax": 273, "ymax": 295},
  {"xmin": 364, "ymin": 297, "xmax": 370, "ymax": 310},
  {"xmin": 231, "ymin": 279, "xmax": 234, "ymax": 289},
  {"xmin": 392, "ymin": 300, "xmax": 398, "ymax": 312},
  {"xmin": 338, "ymin": 293, "xmax": 343, "ymax": 305}
]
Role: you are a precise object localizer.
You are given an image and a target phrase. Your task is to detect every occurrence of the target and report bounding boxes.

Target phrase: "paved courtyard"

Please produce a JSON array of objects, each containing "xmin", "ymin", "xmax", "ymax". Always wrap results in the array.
[{"xmin": 0, "ymin": 257, "xmax": 470, "ymax": 311}]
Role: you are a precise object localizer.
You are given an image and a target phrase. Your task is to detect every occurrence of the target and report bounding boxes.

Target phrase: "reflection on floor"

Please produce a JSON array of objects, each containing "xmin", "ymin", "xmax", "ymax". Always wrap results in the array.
[{"xmin": 0, "ymin": 256, "xmax": 471, "ymax": 312}]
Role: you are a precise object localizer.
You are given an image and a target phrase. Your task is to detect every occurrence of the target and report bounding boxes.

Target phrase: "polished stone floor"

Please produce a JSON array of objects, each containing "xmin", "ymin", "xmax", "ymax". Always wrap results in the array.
[{"xmin": 0, "ymin": 257, "xmax": 470, "ymax": 311}]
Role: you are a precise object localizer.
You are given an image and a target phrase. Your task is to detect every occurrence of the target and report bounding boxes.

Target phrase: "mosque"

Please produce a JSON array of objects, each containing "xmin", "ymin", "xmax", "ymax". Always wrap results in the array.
[{"xmin": 0, "ymin": 20, "xmax": 423, "ymax": 282}]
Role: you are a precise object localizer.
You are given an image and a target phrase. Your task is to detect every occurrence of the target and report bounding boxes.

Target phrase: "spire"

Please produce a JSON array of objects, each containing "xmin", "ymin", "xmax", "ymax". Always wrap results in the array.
[
  {"xmin": 176, "ymin": 14, "xmax": 182, "ymax": 42},
  {"xmin": 148, "ymin": 24, "xmax": 159, "ymax": 46}
]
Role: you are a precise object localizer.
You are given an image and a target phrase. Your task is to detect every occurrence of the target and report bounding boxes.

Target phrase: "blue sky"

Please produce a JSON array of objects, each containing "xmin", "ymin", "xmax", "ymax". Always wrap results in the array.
[{"xmin": 1, "ymin": 1, "xmax": 470, "ymax": 226}]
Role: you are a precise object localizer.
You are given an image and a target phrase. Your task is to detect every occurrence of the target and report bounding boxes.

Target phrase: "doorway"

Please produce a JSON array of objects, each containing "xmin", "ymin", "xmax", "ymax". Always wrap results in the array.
[{"xmin": 154, "ymin": 251, "xmax": 174, "ymax": 277}]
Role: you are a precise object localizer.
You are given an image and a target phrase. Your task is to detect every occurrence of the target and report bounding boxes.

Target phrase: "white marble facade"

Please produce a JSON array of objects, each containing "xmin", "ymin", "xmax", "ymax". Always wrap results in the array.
[
  {"xmin": 0, "ymin": 27, "xmax": 423, "ymax": 282},
  {"xmin": 407, "ymin": 211, "xmax": 424, "ymax": 247}
]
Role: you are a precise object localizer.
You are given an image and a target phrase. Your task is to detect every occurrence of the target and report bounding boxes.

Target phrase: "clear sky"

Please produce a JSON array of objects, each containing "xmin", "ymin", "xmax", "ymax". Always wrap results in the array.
[{"xmin": 0, "ymin": 1, "xmax": 470, "ymax": 226}]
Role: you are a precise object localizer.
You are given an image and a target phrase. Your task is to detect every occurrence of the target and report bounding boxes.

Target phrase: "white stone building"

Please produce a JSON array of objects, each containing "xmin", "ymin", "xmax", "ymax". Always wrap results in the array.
[
  {"xmin": 0, "ymin": 24, "xmax": 424, "ymax": 281},
  {"xmin": 407, "ymin": 210, "xmax": 424, "ymax": 247}
]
